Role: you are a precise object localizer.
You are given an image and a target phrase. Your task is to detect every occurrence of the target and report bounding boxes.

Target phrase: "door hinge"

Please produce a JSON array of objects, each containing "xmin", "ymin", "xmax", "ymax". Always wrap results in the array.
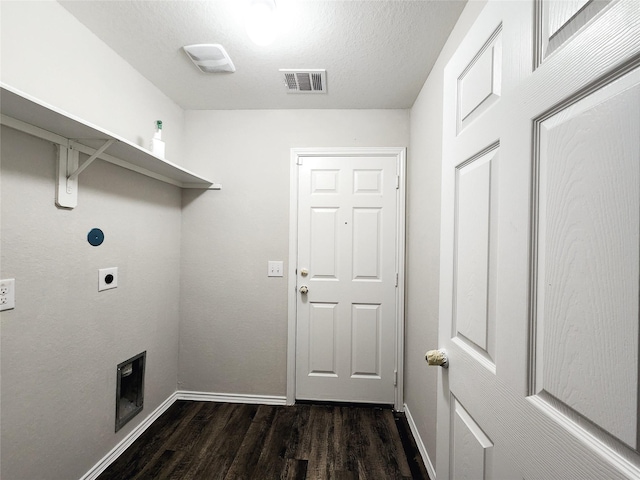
[
  {"xmin": 396, "ymin": 175, "xmax": 400, "ymax": 189},
  {"xmin": 395, "ymin": 273, "xmax": 398, "ymax": 287},
  {"xmin": 393, "ymin": 369, "xmax": 398, "ymax": 386}
]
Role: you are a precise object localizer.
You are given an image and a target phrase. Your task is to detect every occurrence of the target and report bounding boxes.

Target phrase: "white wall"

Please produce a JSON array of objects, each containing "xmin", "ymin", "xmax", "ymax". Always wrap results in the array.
[
  {"xmin": 179, "ymin": 109, "xmax": 409, "ymax": 396},
  {"xmin": 0, "ymin": 2, "xmax": 188, "ymax": 479},
  {"xmin": 0, "ymin": 0, "xmax": 185, "ymax": 162},
  {"xmin": 404, "ymin": 0, "xmax": 486, "ymax": 473}
]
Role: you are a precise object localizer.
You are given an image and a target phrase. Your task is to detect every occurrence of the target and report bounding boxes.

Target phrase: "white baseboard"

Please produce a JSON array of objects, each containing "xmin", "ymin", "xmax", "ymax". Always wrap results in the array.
[
  {"xmin": 79, "ymin": 390, "xmax": 286, "ymax": 480},
  {"xmin": 176, "ymin": 390, "xmax": 287, "ymax": 405},
  {"xmin": 404, "ymin": 403, "xmax": 437, "ymax": 480},
  {"xmin": 80, "ymin": 391, "xmax": 179, "ymax": 480}
]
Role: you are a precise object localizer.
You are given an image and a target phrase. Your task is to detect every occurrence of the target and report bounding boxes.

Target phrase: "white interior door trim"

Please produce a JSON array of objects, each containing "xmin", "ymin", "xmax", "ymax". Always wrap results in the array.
[{"xmin": 287, "ymin": 147, "xmax": 406, "ymax": 411}]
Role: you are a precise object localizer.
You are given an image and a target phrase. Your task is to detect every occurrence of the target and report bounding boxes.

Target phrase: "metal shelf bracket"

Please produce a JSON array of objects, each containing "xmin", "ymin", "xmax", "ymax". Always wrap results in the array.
[
  {"xmin": 68, "ymin": 139, "xmax": 115, "ymax": 181},
  {"xmin": 55, "ymin": 139, "xmax": 116, "ymax": 209}
]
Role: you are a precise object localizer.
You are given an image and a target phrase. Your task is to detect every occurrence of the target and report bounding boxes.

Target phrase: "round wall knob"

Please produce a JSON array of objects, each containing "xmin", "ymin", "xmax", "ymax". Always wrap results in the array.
[
  {"xmin": 299, "ymin": 285, "xmax": 309, "ymax": 294},
  {"xmin": 300, "ymin": 268, "xmax": 309, "ymax": 277},
  {"xmin": 425, "ymin": 349, "xmax": 449, "ymax": 368}
]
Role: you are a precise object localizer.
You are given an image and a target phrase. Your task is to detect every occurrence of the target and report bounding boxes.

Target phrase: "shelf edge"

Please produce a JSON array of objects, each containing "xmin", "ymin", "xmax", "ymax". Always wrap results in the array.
[{"xmin": 0, "ymin": 83, "xmax": 215, "ymax": 189}]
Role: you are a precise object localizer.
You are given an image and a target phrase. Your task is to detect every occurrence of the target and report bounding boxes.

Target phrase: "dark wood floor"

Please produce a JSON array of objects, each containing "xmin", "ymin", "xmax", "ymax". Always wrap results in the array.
[{"xmin": 98, "ymin": 401, "xmax": 429, "ymax": 480}]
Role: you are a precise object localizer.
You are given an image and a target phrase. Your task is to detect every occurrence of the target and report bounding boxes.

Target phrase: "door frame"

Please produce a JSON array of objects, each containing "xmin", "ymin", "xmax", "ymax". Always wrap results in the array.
[{"xmin": 286, "ymin": 147, "xmax": 406, "ymax": 410}]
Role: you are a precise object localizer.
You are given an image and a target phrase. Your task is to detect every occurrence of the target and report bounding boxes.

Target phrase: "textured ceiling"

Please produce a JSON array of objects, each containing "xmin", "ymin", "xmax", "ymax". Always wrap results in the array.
[{"xmin": 58, "ymin": 0, "xmax": 466, "ymax": 110}]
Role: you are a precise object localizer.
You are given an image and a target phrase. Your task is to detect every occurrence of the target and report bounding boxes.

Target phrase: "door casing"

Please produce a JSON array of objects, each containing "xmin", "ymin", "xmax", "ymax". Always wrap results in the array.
[{"xmin": 287, "ymin": 147, "xmax": 406, "ymax": 410}]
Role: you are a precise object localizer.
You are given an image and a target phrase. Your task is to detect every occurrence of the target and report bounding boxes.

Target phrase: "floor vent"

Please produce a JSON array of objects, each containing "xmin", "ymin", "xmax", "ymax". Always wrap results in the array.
[{"xmin": 279, "ymin": 69, "xmax": 327, "ymax": 93}]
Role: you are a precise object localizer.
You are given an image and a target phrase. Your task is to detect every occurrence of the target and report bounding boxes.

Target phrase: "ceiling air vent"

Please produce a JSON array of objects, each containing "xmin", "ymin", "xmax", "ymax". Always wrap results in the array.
[{"xmin": 279, "ymin": 69, "xmax": 327, "ymax": 94}]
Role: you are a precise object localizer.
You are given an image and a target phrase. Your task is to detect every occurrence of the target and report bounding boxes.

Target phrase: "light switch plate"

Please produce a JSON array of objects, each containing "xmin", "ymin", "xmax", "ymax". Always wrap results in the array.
[
  {"xmin": 268, "ymin": 261, "xmax": 284, "ymax": 277},
  {"xmin": 99, "ymin": 267, "xmax": 118, "ymax": 291}
]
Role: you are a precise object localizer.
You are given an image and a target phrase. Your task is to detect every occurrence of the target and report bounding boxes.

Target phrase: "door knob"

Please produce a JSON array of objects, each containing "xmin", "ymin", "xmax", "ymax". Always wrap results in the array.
[
  {"xmin": 425, "ymin": 349, "xmax": 449, "ymax": 368},
  {"xmin": 299, "ymin": 285, "xmax": 309, "ymax": 294},
  {"xmin": 300, "ymin": 268, "xmax": 309, "ymax": 277}
]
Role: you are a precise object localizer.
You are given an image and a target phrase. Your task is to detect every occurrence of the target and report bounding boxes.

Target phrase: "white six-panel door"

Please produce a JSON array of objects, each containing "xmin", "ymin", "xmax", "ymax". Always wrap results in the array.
[
  {"xmin": 292, "ymin": 149, "xmax": 404, "ymax": 406},
  {"xmin": 437, "ymin": 0, "xmax": 640, "ymax": 478}
]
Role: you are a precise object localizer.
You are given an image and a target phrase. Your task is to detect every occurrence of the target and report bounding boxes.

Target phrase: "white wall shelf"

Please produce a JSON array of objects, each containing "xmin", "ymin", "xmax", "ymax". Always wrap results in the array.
[{"xmin": 1, "ymin": 84, "xmax": 217, "ymax": 208}]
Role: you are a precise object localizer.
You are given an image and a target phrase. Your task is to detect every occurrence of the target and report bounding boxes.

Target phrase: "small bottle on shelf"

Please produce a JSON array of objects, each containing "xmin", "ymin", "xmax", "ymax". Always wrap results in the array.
[{"xmin": 150, "ymin": 120, "xmax": 165, "ymax": 159}]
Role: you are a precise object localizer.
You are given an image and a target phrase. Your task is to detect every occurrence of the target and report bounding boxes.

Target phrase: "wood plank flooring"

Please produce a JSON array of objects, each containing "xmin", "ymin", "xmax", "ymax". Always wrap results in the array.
[{"xmin": 98, "ymin": 401, "xmax": 429, "ymax": 480}]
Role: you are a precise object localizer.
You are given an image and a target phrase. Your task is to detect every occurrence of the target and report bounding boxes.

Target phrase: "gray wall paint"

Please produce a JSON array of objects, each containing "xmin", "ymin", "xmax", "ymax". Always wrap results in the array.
[
  {"xmin": 0, "ymin": 2, "xmax": 188, "ymax": 479},
  {"xmin": 404, "ymin": 0, "xmax": 486, "ymax": 471},
  {"xmin": 0, "ymin": 127, "xmax": 182, "ymax": 480},
  {"xmin": 178, "ymin": 110, "xmax": 409, "ymax": 395},
  {"xmin": 0, "ymin": 0, "xmax": 488, "ymax": 477}
]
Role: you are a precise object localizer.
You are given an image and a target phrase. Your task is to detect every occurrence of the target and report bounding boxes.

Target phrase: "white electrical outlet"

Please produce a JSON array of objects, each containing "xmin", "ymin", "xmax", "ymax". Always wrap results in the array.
[
  {"xmin": 268, "ymin": 261, "xmax": 284, "ymax": 277},
  {"xmin": 0, "ymin": 278, "xmax": 15, "ymax": 311},
  {"xmin": 98, "ymin": 267, "xmax": 118, "ymax": 291}
]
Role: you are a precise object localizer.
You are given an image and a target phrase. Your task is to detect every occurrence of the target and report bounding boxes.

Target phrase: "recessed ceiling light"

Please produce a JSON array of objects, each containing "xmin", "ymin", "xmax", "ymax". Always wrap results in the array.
[{"xmin": 183, "ymin": 44, "xmax": 236, "ymax": 73}]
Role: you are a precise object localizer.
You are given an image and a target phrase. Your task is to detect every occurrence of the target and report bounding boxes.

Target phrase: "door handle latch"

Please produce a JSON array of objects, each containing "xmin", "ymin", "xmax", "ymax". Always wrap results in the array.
[
  {"xmin": 425, "ymin": 349, "xmax": 449, "ymax": 368},
  {"xmin": 299, "ymin": 285, "xmax": 309, "ymax": 294}
]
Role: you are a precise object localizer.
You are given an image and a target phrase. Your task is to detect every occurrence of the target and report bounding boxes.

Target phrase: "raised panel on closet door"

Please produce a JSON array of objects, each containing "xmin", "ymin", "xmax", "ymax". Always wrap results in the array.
[
  {"xmin": 534, "ymin": 0, "xmax": 612, "ymax": 67},
  {"xmin": 453, "ymin": 146, "xmax": 499, "ymax": 370},
  {"xmin": 451, "ymin": 396, "xmax": 494, "ymax": 480},
  {"xmin": 532, "ymin": 67, "xmax": 640, "ymax": 452},
  {"xmin": 457, "ymin": 25, "xmax": 502, "ymax": 134},
  {"xmin": 308, "ymin": 303, "xmax": 338, "ymax": 376}
]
